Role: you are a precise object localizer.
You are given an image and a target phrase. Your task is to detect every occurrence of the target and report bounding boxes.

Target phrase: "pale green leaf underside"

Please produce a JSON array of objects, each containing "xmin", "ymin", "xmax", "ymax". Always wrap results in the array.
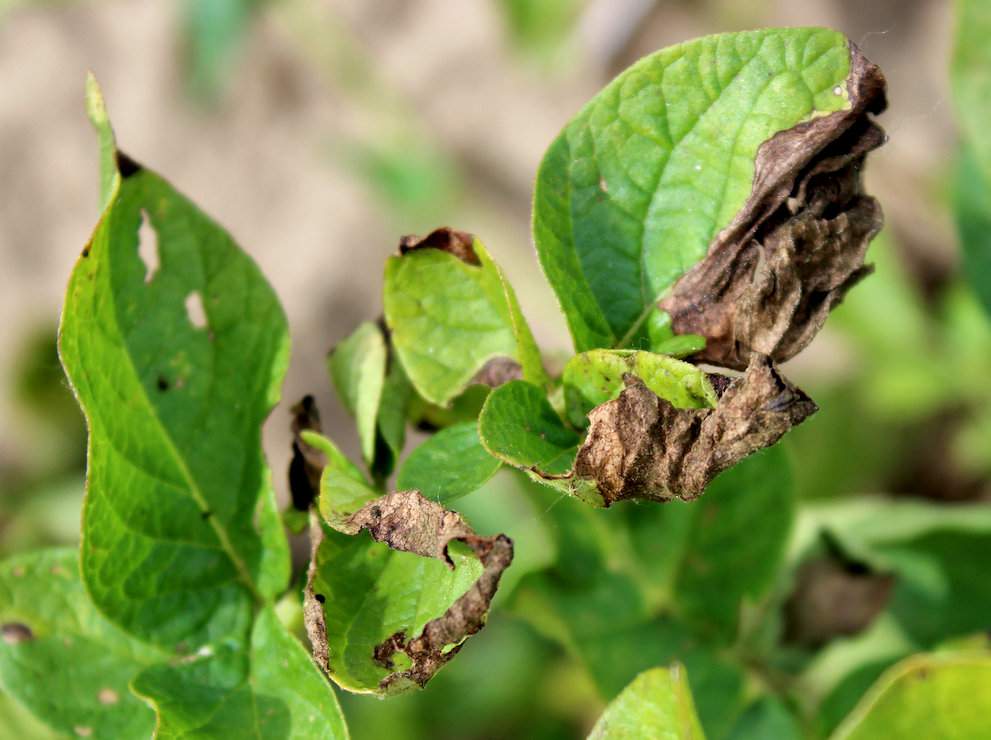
[
  {"xmin": 309, "ymin": 527, "xmax": 482, "ymax": 693},
  {"xmin": 384, "ymin": 238, "xmax": 546, "ymax": 407},
  {"xmin": 0, "ymin": 550, "xmax": 165, "ymax": 739},
  {"xmin": 132, "ymin": 607, "xmax": 348, "ymax": 739},
  {"xmin": 60, "ymin": 84, "xmax": 291, "ymax": 647},
  {"xmin": 563, "ymin": 349, "xmax": 717, "ymax": 428},
  {"xmin": 328, "ymin": 321, "xmax": 387, "ymax": 466},
  {"xmin": 533, "ymin": 27, "xmax": 853, "ymax": 351},
  {"xmin": 833, "ymin": 653, "xmax": 991, "ymax": 740},
  {"xmin": 588, "ymin": 664, "xmax": 705, "ymax": 740},
  {"xmin": 397, "ymin": 421, "xmax": 502, "ymax": 504}
]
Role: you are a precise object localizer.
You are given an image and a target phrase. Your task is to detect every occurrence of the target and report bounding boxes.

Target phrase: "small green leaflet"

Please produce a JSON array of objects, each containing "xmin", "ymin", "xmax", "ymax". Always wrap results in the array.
[
  {"xmin": 533, "ymin": 27, "xmax": 856, "ymax": 351},
  {"xmin": 384, "ymin": 230, "xmax": 547, "ymax": 407},
  {"xmin": 562, "ymin": 349, "xmax": 717, "ymax": 428},
  {"xmin": 397, "ymin": 421, "xmax": 502, "ymax": 504},
  {"xmin": 328, "ymin": 322, "xmax": 387, "ymax": 466},
  {"xmin": 60, "ymin": 78, "xmax": 290, "ymax": 648},
  {"xmin": 588, "ymin": 664, "xmax": 705, "ymax": 740}
]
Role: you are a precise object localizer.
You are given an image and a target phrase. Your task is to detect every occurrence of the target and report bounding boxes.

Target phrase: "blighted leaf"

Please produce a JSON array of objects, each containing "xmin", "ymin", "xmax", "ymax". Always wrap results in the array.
[
  {"xmin": 486, "ymin": 357, "xmax": 813, "ymax": 506},
  {"xmin": 132, "ymin": 606, "xmax": 348, "ymax": 738},
  {"xmin": 59, "ymin": 79, "xmax": 290, "ymax": 647},
  {"xmin": 397, "ymin": 421, "xmax": 502, "ymax": 504},
  {"xmin": 328, "ymin": 322, "xmax": 387, "ymax": 467},
  {"xmin": 832, "ymin": 653, "xmax": 991, "ymax": 740},
  {"xmin": 384, "ymin": 227, "xmax": 546, "ymax": 407},
  {"xmin": 575, "ymin": 354, "xmax": 814, "ymax": 503},
  {"xmin": 562, "ymin": 349, "xmax": 718, "ymax": 428},
  {"xmin": 533, "ymin": 28, "xmax": 885, "ymax": 357},
  {"xmin": 305, "ymin": 491, "xmax": 513, "ymax": 694},
  {"xmin": 0, "ymin": 550, "xmax": 164, "ymax": 738},
  {"xmin": 588, "ymin": 664, "xmax": 704, "ymax": 740},
  {"xmin": 288, "ymin": 395, "xmax": 327, "ymax": 512}
]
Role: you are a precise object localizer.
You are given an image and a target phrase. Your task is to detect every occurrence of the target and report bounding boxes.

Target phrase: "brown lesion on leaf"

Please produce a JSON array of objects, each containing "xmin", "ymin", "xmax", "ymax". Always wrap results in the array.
[
  {"xmin": 303, "ymin": 491, "xmax": 513, "ymax": 693},
  {"xmin": 660, "ymin": 42, "xmax": 887, "ymax": 370},
  {"xmin": 115, "ymin": 150, "xmax": 143, "ymax": 178},
  {"xmin": 573, "ymin": 354, "xmax": 816, "ymax": 504},
  {"xmin": 471, "ymin": 356, "xmax": 523, "ymax": 388},
  {"xmin": 288, "ymin": 395, "xmax": 324, "ymax": 511},
  {"xmin": 2, "ymin": 622, "xmax": 34, "ymax": 645},
  {"xmin": 398, "ymin": 227, "xmax": 479, "ymax": 266},
  {"xmin": 783, "ymin": 554, "xmax": 895, "ymax": 648}
]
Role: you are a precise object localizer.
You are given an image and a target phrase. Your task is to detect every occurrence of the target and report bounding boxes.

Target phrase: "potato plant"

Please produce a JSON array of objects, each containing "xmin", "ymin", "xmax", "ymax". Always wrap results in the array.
[{"xmin": 1, "ymin": 21, "xmax": 990, "ymax": 739}]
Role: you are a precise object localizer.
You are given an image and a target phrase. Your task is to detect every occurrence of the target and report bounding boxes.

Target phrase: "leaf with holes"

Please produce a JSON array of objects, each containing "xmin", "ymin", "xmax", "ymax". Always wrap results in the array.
[
  {"xmin": 384, "ymin": 228, "xmax": 547, "ymax": 407},
  {"xmin": 0, "ymin": 549, "xmax": 164, "ymax": 738},
  {"xmin": 59, "ymin": 79, "xmax": 291, "ymax": 648},
  {"xmin": 132, "ymin": 606, "xmax": 348, "ymax": 738},
  {"xmin": 534, "ymin": 28, "xmax": 885, "ymax": 358}
]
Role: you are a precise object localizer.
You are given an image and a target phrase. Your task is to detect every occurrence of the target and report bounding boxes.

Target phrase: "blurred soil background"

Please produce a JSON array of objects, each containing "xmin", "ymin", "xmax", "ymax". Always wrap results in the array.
[{"xmin": 1, "ymin": 1, "xmax": 988, "ymax": 736}]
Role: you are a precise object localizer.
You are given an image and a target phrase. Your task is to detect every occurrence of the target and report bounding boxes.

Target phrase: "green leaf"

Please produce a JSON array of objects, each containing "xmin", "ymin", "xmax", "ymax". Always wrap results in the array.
[
  {"xmin": 384, "ymin": 230, "xmax": 546, "ymax": 406},
  {"xmin": 665, "ymin": 447, "xmax": 794, "ymax": 640},
  {"xmin": 832, "ymin": 653, "xmax": 991, "ymax": 740},
  {"xmin": 374, "ymin": 355, "xmax": 413, "ymax": 479},
  {"xmin": 328, "ymin": 322, "xmax": 387, "ymax": 466},
  {"xmin": 727, "ymin": 698, "xmax": 801, "ymax": 740},
  {"xmin": 589, "ymin": 664, "xmax": 705, "ymax": 740},
  {"xmin": 478, "ymin": 381, "xmax": 579, "ymax": 474},
  {"xmin": 59, "ymin": 79, "xmax": 290, "ymax": 648},
  {"xmin": 952, "ymin": 0, "xmax": 991, "ymax": 173},
  {"xmin": 562, "ymin": 349, "xmax": 717, "ymax": 428},
  {"xmin": 533, "ymin": 28, "xmax": 855, "ymax": 350},
  {"xmin": 0, "ymin": 550, "xmax": 164, "ymax": 738},
  {"xmin": 133, "ymin": 606, "xmax": 348, "ymax": 738},
  {"xmin": 396, "ymin": 422, "xmax": 502, "ymax": 504}
]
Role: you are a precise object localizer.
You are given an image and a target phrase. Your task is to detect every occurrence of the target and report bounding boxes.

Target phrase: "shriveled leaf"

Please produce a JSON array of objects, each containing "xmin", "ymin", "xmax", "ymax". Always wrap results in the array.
[
  {"xmin": 0, "ymin": 550, "xmax": 164, "ymax": 738},
  {"xmin": 589, "ymin": 664, "xmax": 704, "ymax": 740},
  {"xmin": 534, "ymin": 28, "xmax": 885, "ymax": 359},
  {"xmin": 397, "ymin": 422, "xmax": 502, "ymax": 504},
  {"xmin": 384, "ymin": 227, "xmax": 546, "ymax": 407},
  {"xmin": 60, "ymin": 79, "xmax": 290, "ymax": 647},
  {"xmin": 328, "ymin": 322, "xmax": 387, "ymax": 467},
  {"xmin": 832, "ymin": 653, "xmax": 991, "ymax": 740},
  {"xmin": 562, "ymin": 349, "xmax": 717, "ymax": 428},
  {"xmin": 133, "ymin": 606, "xmax": 348, "ymax": 738},
  {"xmin": 305, "ymin": 491, "xmax": 513, "ymax": 694}
]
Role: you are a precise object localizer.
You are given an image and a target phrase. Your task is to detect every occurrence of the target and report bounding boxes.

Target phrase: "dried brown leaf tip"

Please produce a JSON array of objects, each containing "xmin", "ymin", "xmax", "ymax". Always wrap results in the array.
[
  {"xmin": 660, "ymin": 42, "xmax": 887, "ymax": 370},
  {"xmin": 304, "ymin": 491, "xmax": 513, "ymax": 693},
  {"xmin": 288, "ymin": 395, "xmax": 324, "ymax": 511},
  {"xmin": 398, "ymin": 227, "xmax": 479, "ymax": 265},
  {"xmin": 573, "ymin": 354, "xmax": 816, "ymax": 504}
]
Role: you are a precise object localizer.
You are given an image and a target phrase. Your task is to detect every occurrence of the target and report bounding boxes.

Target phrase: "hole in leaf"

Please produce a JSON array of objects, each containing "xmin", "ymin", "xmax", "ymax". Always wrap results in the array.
[
  {"xmin": 185, "ymin": 291, "xmax": 207, "ymax": 329},
  {"xmin": 98, "ymin": 688, "xmax": 118, "ymax": 705},
  {"xmin": 157, "ymin": 375, "xmax": 169, "ymax": 392},
  {"xmin": 137, "ymin": 209, "xmax": 159, "ymax": 283}
]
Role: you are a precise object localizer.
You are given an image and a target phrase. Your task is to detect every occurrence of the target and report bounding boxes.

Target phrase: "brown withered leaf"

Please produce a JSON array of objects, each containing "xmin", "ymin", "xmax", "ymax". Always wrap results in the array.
[
  {"xmin": 783, "ymin": 557, "xmax": 896, "ymax": 648},
  {"xmin": 660, "ymin": 42, "xmax": 887, "ymax": 370},
  {"xmin": 288, "ymin": 395, "xmax": 324, "ymax": 511},
  {"xmin": 304, "ymin": 491, "xmax": 513, "ymax": 693},
  {"xmin": 398, "ymin": 226, "xmax": 479, "ymax": 265},
  {"xmin": 573, "ymin": 354, "xmax": 816, "ymax": 504}
]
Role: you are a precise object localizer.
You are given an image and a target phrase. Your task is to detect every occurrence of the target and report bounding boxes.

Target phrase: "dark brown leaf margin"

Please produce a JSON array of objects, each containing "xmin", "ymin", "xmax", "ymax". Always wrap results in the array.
[
  {"xmin": 303, "ymin": 491, "xmax": 513, "ymax": 693},
  {"xmin": 660, "ymin": 41, "xmax": 887, "ymax": 370}
]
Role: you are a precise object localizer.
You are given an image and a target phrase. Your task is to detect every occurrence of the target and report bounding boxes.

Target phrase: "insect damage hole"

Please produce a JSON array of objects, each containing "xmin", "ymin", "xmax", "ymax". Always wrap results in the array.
[
  {"xmin": 137, "ymin": 209, "xmax": 160, "ymax": 283},
  {"xmin": 185, "ymin": 291, "xmax": 208, "ymax": 330}
]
